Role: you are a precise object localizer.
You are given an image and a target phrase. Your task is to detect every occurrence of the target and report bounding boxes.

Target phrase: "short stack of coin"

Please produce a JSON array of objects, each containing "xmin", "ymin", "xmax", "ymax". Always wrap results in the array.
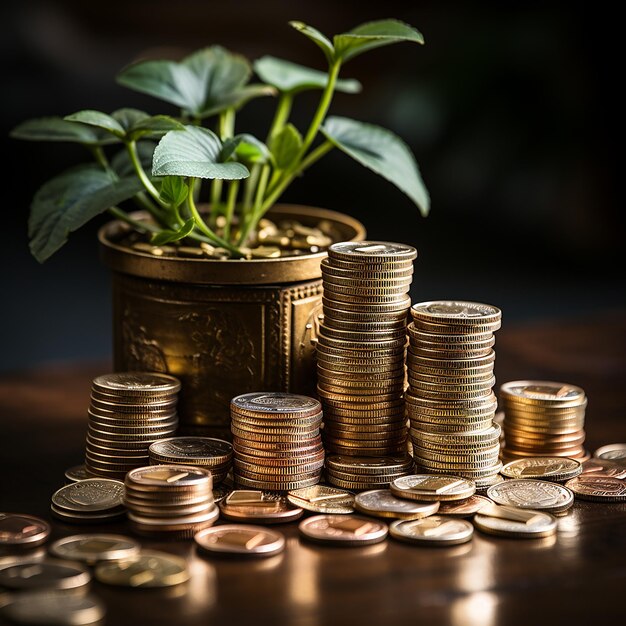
[
  {"xmin": 124, "ymin": 465, "xmax": 218, "ymax": 538},
  {"xmin": 230, "ymin": 392, "xmax": 325, "ymax": 491},
  {"xmin": 500, "ymin": 381, "xmax": 588, "ymax": 462},
  {"xmin": 149, "ymin": 437, "xmax": 233, "ymax": 484},
  {"xmin": 317, "ymin": 241, "xmax": 417, "ymax": 457},
  {"xmin": 325, "ymin": 455, "xmax": 414, "ymax": 491},
  {"xmin": 85, "ymin": 373, "xmax": 180, "ymax": 480},
  {"xmin": 406, "ymin": 301, "xmax": 503, "ymax": 490}
]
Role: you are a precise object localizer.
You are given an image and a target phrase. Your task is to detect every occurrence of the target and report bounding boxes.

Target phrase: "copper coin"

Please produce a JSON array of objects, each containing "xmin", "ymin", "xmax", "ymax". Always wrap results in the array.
[
  {"xmin": 580, "ymin": 458, "xmax": 626, "ymax": 480},
  {"xmin": 0, "ymin": 513, "xmax": 50, "ymax": 548},
  {"xmin": 565, "ymin": 475, "xmax": 626, "ymax": 502},
  {"xmin": 219, "ymin": 491, "xmax": 303, "ymax": 524},
  {"xmin": 298, "ymin": 514, "xmax": 388, "ymax": 546},
  {"xmin": 437, "ymin": 495, "xmax": 493, "ymax": 517},
  {"xmin": 195, "ymin": 524, "xmax": 285, "ymax": 557}
]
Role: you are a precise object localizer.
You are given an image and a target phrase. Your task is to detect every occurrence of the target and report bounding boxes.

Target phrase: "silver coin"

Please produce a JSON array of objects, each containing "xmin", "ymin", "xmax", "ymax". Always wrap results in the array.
[
  {"xmin": 298, "ymin": 514, "xmax": 388, "ymax": 546},
  {"xmin": 0, "ymin": 560, "xmax": 90, "ymax": 591},
  {"xmin": 474, "ymin": 510, "xmax": 557, "ymax": 538},
  {"xmin": 149, "ymin": 437, "xmax": 232, "ymax": 462},
  {"xmin": 51, "ymin": 479, "xmax": 124, "ymax": 513},
  {"xmin": 355, "ymin": 490, "xmax": 439, "ymax": 519},
  {"xmin": 411, "ymin": 301, "xmax": 501, "ymax": 324},
  {"xmin": 389, "ymin": 516, "xmax": 474, "ymax": 545},
  {"xmin": 126, "ymin": 465, "xmax": 212, "ymax": 488},
  {"xmin": 64, "ymin": 465, "xmax": 90, "ymax": 483},
  {"xmin": 594, "ymin": 443, "xmax": 626, "ymax": 462},
  {"xmin": 195, "ymin": 524, "xmax": 285, "ymax": 557},
  {"xmin": 328, "ymin": 241, "xmax": 417, "ymax": 262},
  {"xmin": 231, "ymin": 392, "xmax": 321, "ymax": 416},
  {"xmin": 92, "ymin": 372, "xmax": 180, "ymax": 394},
  {"xmin": 500, "ymin": 380, "xmax": 585, "ymax": 404},
  {"xmin": 49, "ymin": 534, "xmax": 140, "ymax": 564},
  {"xmin": 487, "ymin": 479, "xmax": 574, "ymax": 512},
  {"xmin": 390, "ymin": 475, "xmax": 476, "ymax": 502}
]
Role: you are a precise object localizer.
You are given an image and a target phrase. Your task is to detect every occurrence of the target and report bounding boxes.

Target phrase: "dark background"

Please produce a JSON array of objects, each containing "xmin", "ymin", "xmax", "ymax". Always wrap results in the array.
[{"xmin": 1, "ymin": 0, "xmax": 623, "ymax": 372}]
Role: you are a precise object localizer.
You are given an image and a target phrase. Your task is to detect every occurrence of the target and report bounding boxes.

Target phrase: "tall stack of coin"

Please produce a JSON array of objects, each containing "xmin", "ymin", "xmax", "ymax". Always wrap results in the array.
[
  {"xmin": 406, "ymin": 301, "xmax": 502, "ymax": 490},
  {"xmin": 85, "ymin": 373, "xmax": 180, "ymax": 480},
  {"xmin": 230, "ymin": 392, "xmax": 324, "ymax": 491},
  {"xmin": 500, "ymin": 381, "xmax": 588, "ymax": 461},
  {"xmin": 124, "ymin": 465, "xmax": 218, "ymax": 538},
  {"xmin": 317, "ymin": 241, "xmax": 416, "ymax": 457},
  {"xmin": 149, "ymin": 437, "xmax": 232, "ymax": 484}
]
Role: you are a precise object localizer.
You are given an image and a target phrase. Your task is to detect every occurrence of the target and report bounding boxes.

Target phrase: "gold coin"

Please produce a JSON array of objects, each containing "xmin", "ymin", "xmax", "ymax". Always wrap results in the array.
[
  {"xmin": 390, "ymin": 474, "xmax": 475, "ymax": 502},
  {"xmin": 322, "ymin": 306, "xmax": 410, "ymax": 323},
  {"xmin": 414, "ymin": 463, "xmax": 503, "ymax": 480},
  {"xmin": 92, "ymin": 373, "xmax": 181, "ymax": 396},
  {"xmin": 501, "ymin": 457, "xmax": 582, "ymax": 482},
  {"xmin": 407, "ymin": 324, "xmax": 494, "ymax": 343},
  {"xmin": 411, "ymin": 319, "xmax": 501, "ymax": 335},
  {"xmin": 407, "ymin": 351, "xmax": 496, "ymax": 368},
  {"xmin": 500, "ymin": 380, "xmax": 585, "ymax": 406},
  {"xmin": 234, "ymin": 474, "xmax": 320, "ymax": 492},
  {"xmin": 95, "ymin": 550, "xmax": 189, "ymax": 587},
  {"xmin": 322, "ymin": 295, "xmax": 412, "ymax": 313}
]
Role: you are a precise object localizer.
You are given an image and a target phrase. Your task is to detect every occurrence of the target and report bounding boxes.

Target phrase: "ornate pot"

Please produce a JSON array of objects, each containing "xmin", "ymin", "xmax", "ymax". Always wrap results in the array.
[{"xmin": 99, "ymin": 205, "xmax": 365, "ymax": 438}]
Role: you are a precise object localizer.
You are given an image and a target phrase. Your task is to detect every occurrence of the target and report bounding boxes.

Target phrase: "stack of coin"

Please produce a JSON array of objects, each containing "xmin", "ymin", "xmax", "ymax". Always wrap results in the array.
[
  {"xmin": 230, "ymin": 392, "xmax": 324, "ymax": 491},
  {"xmin": 406, "ymin": 301, "xmax": 502, "ymax": 490},
  {"xmin": 149, "ymin": 437, "xmax": 232, "ymax": 484},
  {"xmin": 85, "ymin": 373, "xmax": 180, "ymax": 480},
  {"xmin": 317, "ymin": 241, "xmax": 417, "ymax": 457},
  {"xmin": 124, "ymin": 465, "xmax": 218, "ymax": 538},
  {"xmin": 325, "ymin": 455, "xmax": 413, "ymax": 491},
  {"xmin": 500, "ymin": 381, "xmax": 588, "ymax": 462}
]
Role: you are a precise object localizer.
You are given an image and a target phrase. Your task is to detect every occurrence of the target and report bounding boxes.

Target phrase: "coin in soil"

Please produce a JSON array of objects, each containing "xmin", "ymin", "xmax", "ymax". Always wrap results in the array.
[
  {"xmin": 437, "ymin": 495, "xmax": 494, "ymax": 517},
  {"xmin": 564, "ymin": 475, "xmax": 626, "ymax": 502},
  {"xmin": 49, "ymin": 534, "xmax": 140, "ymax": 565},
  {"xmin": 65, "ymin": 465, "xmax": 89, "ymax": 484},
  {"xmin": 0, "ymin": 589, "xmax": 106, "ymax": 626},
  {"xmin": 51, "ymin": 479, "xmax": 125, "ymax": 513},
  {"xmin": 487, "ymin": 479, "xmax": 574, "ymax": 513},
  {"xmin": 287, "ymin": 485, "xmax": 355, "ymax": 514},
  {"xmin": 219, "ymin": 491, "xmax": 303, "ymax": 524},
  {"xmin": 195, "ymin": 525, "xmax": 285, "ymax": 557},
  {"xmin": 354, "ymin": 490, "xmax": 440, "ymax": 520},
  {"xmin": 95, "ymin": 550, "xmax": 189, "ymax": 587},
  {"xmin": 92, "ymin": 372, "xmax": 181, "ymax": 395},
  {"xmin": 473, "ymin": 505, "xmax": 557, "ymax": 538},
  {"xmin": 0, "ymin": 513, "xmax": 50, "ymax": 548},
  {"xmin": 298, "ymin": 514, "xmax": 388, "ymax": 546},
  {"xmin": 390, "ymin": 516, "xmax": 474, "ymax": 546},
  {"xmin": 390, "ymin": 475, "xmax": 476, "ymax": 502},
  {"xmin": 501, "ymin": 457, "xmax": 582, "ymax": 482},
  {"xmin": 0, "ymin": 560, "xmax": 91, "ymax": 591},
  {"xmin": 593, "ymin": 443, "xmax": 626, "ymax": 463}
]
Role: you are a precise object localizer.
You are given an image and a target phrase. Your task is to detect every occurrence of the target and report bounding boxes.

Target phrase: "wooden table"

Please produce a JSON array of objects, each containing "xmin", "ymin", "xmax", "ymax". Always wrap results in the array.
[{"xmin": 1, "ymin": 312, "xmax": 625, "ymax": 626}]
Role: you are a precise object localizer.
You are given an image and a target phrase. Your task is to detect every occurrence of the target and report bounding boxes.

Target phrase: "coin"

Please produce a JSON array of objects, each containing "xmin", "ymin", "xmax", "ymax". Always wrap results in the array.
[
  {"xmin": 49, "ymin": 534, "xmax": 140, "ymax": 564},
  {"xmin": 593, "ymin": 443, "xmax": 626, "ymax": 463},
  {"xmin": 95, "ymin": 550, "xmax": 189, "ymax": 587},
  {"xmin": 195, "ymin": 525, "xmax": 285, "ymax": 557},
  {"xmin": 92, "ymin": 372, "xmax": 181, "ymax": 395},
  {"xmin": 411, "ymin": 301, "xmax": 501, "ymax": 325},
  {"xmin": 389, "ymin": 516, "xmax": 474, "ymax": 546},
  {"xmin": 580, "ymin": 458, "xmax": 626, "ymax": 480},
  {"xmin": 501, "ymin": 457, "xmax": 582, "ymax": 482},
  {"xmin": 64, "ymin": 465, "xmax": 89, "ymax": 484},
  {"xmin": 473, "ymin": 507, "xmax": 557, "ymax": 539},
  {"xmin": 287, "ymin": 485, "xmax": 355, "ymax": 514},
  {"xmin": 564, "ymin": 475, "xmax": 626, "ymax": 502},
  {"xmin": 500, "ymin": 381, "xmax": 585, "ymax": 405},
  {"xmin": 354, "ymin": 490, "xmax": 440, "ymax": 520},
  {"xmin": 218, "ymin": 491, "xmax": 303, "ymax": 524},
  {"xmin": 0, "ymin": 514, "xmax": 50, "ymax": 548},
  {"xmin": 0, "ymin": 590, "xmax": 106, "ymax": 626},
  {"xmin": 487, "ymin": 479, "xmax": 574, "ymax": 513},
  {"xmin": 51, "ymin": 479, "xmax": 125, "ymax": 513},
  {"xmin": 299, "ymin": 514, "xmax": 388, "ymax": 546},
  {"xmin": 436, "ymin": 494, "xmax": 493, "ymax": 517},
  {"xmin": 390, "ymin": 475, "xmax": 476, "ymax": 502},
  {"xmin": 0, "ymin": 560, "xmax": 91, "ymax": 591},
  {"xmin": 126, "ymin": 466, "xmax": 212, "ymax": 491},
  {"xmin": 231, "ymin": 392, "xmax": 322, "ymax": 419},
  {"xmin": 328, "ymin": 241, "xmax": 417, "ymax": 263}
]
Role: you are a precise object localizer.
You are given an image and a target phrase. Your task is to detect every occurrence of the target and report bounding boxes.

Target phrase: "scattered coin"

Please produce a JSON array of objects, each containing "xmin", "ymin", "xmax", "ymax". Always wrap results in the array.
[
  {"xmin": 287, "ymin": 485, "xmax": 355, "ymax": 514},
  {"xmin": 195, "ymin": 525, "xmax": 285, "ymax": 557},
  {"xmin": 389, "ymin": 516, "xmax": 474, "ymax": 546},
  {"xmin": 49, "ymin": 534, "xmax": 140, "ymax": 565},
  {"xmin": 219, "ymin": 491, "xmax": 303, "ymax": 524},
  {"xmin": 390, "ymin": 475, "xmax": 476, "ymax": 502},
  {"xmin": 51, "ymin": 479, "xmax": 125, "ymax": 524},
  {"xmin": 0, "ymin": 560, "xmax": 91, "ymax": 591},
  {"xmin": 298, "ymin": 515, "xmax": 388, "ymax": 546},
  {"xmin": 473, "ymin": 504, "xmax": 557, "ymax": 539},
  {"xmin": 354, "ymin": 490, "xmax": 440, "ymax": 520},
  {"xmin": 501, "ymin": 457, "xmax": 582, "ymax": 483},
  {"xmin": 64, "ymin": 465, "xmax": 89, "ymax": 484},
  {"xmin": 0, "ymin": 589, "xmax": 105, "ymax": 625},
  {"xmin": 580, "ymin": 458, "xmax": 626, "ymax": 480},
  {"xmin": 487, "ymin": 479, "xmax": 574, "ymax": 513},
  {"xmin": 0, "ymin": 514, "xmax": 50, "ymax": 548},
  {"xmin": 593, "ymin": 443, "xmax": 626, "ymax": 463},
  {"xmin": 565, "ymin": 475, "xmax": 626, "ymax": 502},
  {"xmin": 95, "ymin": 550, "xmax": 190, "ymax": 587},
  {"xmin": 437, "ymin": 495, "xmax": 494, "ymax": 517}
]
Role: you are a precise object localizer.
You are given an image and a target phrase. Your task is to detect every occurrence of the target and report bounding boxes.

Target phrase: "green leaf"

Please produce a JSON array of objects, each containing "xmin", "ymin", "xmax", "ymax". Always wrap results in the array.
[
  {"xmin": 111, "ymin": 108, "xmax": 150, "ymax": 131},
  {"xmin": 289, "ymin": 21, "xmax": 335, "ymax": 63},
  {"xmin": 198, "ymin": 83, "xmax": 276, "ymax": 118},
  {"xmin": 127, "ymin": 115, "xmax": 185, "ymax": 140},
  {"xmin": 64, "ymin": 110, "xmax": 126, "ymax": 137},
  {"xmin": 159, "ymin": 176, "xmax": 188, "ymax": 208},
  {"xmin": 152, "ymin": 125, "xmax": 249, "ymax": 180},
  {"xmin": 151, "ymin": 218, "xmax": 195, "ymax": 245},
  {"xmin": 221, "ymin": 134, "xmax": 271, "ymax": 165},
  {"xmin": 111, "ymin": 142, "xmax": 156, "ymax": 177},
  {"xmin": 117, "ymin": 46, "xmax": 252, "ymax": 118},
  {"xmin": 269, "ymin": 124, "xmax": 303, "ymax": 169},
  {"xmin": 334, "ymin": 19, "xmax": 424, "ymax": 62},
  {"xmin": 10, "ymin": 117, "xmax": 118, "ymax": 145},
  {"xmin": 321, "ymin": 116, "xmax": 429, "ymax": 216},
  {"xmin": 253, "ymin": 56, "xmax": 361, "ymax": 94},
  {"xmin": 29, "ymin": 166, "xmax": 145, "ymax": 262}
]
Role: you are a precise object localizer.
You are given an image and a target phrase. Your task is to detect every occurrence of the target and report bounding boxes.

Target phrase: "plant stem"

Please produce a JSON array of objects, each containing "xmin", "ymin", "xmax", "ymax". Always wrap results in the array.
[
  {"xmin": 266, "ymin": 93, "xmax": 293, "ymax": 141},
  {"xmin": 126, "ymin": 140, "xmax": 166, "ymax": 207},
  {"xmin": 107, "ymin": 207, "xmax": 160, "ymax": 233},
  {"xmin": 237, "ymin": 165, "xmax": 270, "ymax": 246},
  {"xmin": 89, "ymin": 146, "xmax": 113, "ymax": 174},
  {"xmin": 219, "ymin": 108, "xmax": 236, "ymax": 139},
  {"xmin": 187, "ymin": 179, "xmax": 244, "ymax": 257},
  {"xmin": 223, "ymin": 180, "xmax": 239, "ymax": 241},
  {"xmin": 243, "ymin": 164, "xmax": 261, "ymax": 213}
]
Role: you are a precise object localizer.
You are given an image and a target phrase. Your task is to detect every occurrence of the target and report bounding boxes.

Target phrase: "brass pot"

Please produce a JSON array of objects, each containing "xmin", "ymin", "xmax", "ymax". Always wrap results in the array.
[{"xmin": 99, "ymin": 205, "xmax": 366, "ymax": 438}]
